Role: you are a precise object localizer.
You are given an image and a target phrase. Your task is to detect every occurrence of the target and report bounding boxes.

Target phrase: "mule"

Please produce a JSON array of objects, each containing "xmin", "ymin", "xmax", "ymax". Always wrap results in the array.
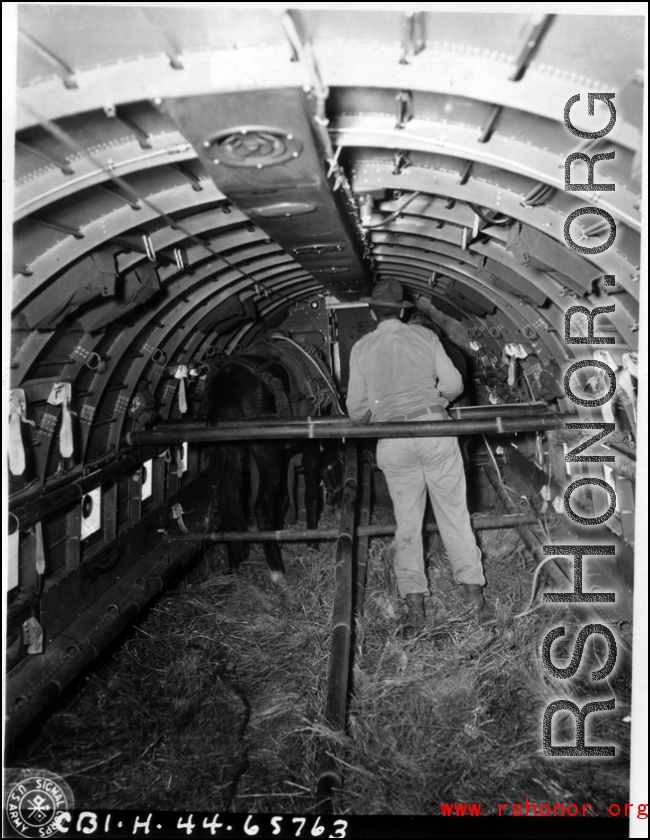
[{"xmin": 200, "ymin": 346, "xmax": 341, "ymax": 586}]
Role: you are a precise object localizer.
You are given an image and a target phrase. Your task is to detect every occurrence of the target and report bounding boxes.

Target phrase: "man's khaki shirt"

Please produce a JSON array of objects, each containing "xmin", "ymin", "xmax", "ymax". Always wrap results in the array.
[{"xmin": 346, "ymin": 319, "xmax": 463, "ymax": 422}]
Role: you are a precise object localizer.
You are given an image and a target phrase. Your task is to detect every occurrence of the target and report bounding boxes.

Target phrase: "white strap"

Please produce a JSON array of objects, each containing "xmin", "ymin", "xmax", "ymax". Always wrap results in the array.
[
  {"xmin": 34, "ymin": 521, "xmax": 46, "ymax": 576},
  {"xmin": 23, "ymin": 617, "xmax": 44, "ymax": 655},
  {"xmin": 623, "ymin": 352, "xmax": 638, "ymax": 378},
  {"xmin": 171, "ymin": 502, "xmax": 189, "ymax": 533},
  {"xmin": 504, "ymin": 343, "xmax": 528, "ymax": 359},
  {"xmin": 175, "ymin": 446, "xmax": 184, "ymax": 478},
  {"xmin": 175, "ymin": 365, "xmax": 188, "ymax": 414},
  {"xmin": 47, "ymin": 382, "xmax": 74, "ymax": 458},
  {"xmin": 504, "ymin": 343, "xmax": 528, "ymax": 388},
  {"xmin": 507, "ymin": 355, "xmax": 517, "ymax": 388},
  {"xmin": 8, "ymin": 389, "xmax": 35, "ymax": 475}
]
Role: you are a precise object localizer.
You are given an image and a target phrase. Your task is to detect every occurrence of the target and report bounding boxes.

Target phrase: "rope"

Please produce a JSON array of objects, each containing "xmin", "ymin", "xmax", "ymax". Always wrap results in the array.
[
  {"xmin": 481, "ymin": 434, "xmax": 502, "ymax": 482},
  {"xmin": 270, "ymin": 334, "xmax": 343, "ymax": 414},
  {"xmin": 512, "ymin": 555, "xmax": 566, "ymax": 619}
]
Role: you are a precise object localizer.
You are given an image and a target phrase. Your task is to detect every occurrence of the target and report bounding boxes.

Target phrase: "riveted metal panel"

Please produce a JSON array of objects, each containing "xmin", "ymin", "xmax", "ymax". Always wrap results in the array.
[{"xmin": 163, "ymin": 89, "xmax": 371, "ymax": 299}]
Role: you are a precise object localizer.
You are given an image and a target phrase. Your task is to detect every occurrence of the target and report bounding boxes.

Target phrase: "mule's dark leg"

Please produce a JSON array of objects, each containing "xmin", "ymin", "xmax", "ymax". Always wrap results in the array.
[
  {"xmin": 207, "ymin": 442, "xmax": 248, "ymax": 573},
  {"xmin": 250, "ymin": 443, "xmax": 287, "ymax": 586},
  {"xmin": 303, "ymin": 442, "xmax": 323, "ymax": 549}
]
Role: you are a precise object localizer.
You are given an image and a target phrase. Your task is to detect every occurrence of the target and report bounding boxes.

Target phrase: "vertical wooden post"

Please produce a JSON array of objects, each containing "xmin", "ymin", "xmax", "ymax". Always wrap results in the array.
[
  {"xmin": 355, "ymin": 447, "xmax": 374, "ymax": 617},
  {"xmin": 316, "ymin": 441, "xmax": 358, "ymax": 813}
]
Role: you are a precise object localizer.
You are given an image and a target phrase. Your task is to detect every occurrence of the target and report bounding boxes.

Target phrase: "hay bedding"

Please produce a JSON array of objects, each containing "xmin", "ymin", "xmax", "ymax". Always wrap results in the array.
[{"xmin": 22, "ymin": 507, "xmax": 631, "ymax": 815}]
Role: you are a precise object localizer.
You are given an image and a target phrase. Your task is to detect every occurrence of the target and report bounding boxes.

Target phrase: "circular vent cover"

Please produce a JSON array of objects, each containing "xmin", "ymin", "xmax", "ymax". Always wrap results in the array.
[
  {"xmin": 203, "ymin": 126, "xmax": 302, "ymax": 168},
  {"xmin": 82, "ymin": 495, "xmax": 94, "ymax": 519}
]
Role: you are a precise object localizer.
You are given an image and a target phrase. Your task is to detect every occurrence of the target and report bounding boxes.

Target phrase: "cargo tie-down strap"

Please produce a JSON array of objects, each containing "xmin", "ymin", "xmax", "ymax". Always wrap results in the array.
[
  {"xmin": 171, "ymin": 503, "xmax": 190, "ymax": 533},
  {"xmin": 8, "ymin": 388, "xmax": 36, "ymax": 476},
  {"xmin": 163, "ymin": 446, "xmax": 186, "ymax": 478},
  {"xmin": 34, "ymin": 521, "xmax": 46, "ymax": 577},
  {"xmin": 22, "ymin": 616, "xmax": 44, "ymax": 655},
  {"xmin": 46, "ymin": 382, "xmax": 74, "ymax": 458},
  {"xmin": 175, "ymin": 365, "xmax": 189, "ymax": 414},
  {"xmin": 503, "ymin": 343, "xmax": 529, "ymax": 388}
]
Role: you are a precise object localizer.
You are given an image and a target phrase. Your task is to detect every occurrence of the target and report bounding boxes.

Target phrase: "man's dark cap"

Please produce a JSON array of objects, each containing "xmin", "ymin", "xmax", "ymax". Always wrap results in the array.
[{"xmin": 359, "ymin": 278, "xmax": 414, "ymax": 310}]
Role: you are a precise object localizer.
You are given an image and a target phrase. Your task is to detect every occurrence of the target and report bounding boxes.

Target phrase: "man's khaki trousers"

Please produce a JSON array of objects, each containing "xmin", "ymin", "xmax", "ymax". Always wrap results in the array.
[{"xmin": 376, "ymin": 430, "xmax": 485, "ymax": 598}]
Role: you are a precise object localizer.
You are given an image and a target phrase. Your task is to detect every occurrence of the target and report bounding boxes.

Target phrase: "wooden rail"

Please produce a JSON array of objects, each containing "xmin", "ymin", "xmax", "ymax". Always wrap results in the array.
[
  {"xmin": 159, "ymin": 513, "xmax": 539, "ymax": 542},
  {"xmin": 126, "ymin": 413, "xmax": 570, "ymax": 445}
]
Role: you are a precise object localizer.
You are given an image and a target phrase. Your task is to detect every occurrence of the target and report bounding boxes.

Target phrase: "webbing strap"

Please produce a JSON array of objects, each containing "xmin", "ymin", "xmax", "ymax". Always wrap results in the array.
[
  {"xmin": 171, "ymin": 503, "xmax": 190, "ymax": 533},
  {"xmin": 175, "ymin": 365, "xmax": 188, "ymax": 414},
  {"xmin": 34, "ymin": 521, "xmax": 46, "ymax": 576},
  {"xmin": 46, "ymin": 382, "xmax": 74, "ymax": 457},
  {"xmin": 23, "ymin": 617, "xmax": 44, "ymax": 655},
  {"xmin": 503, "ymin": 343, "xmax": 528, "ymax": 388},
  {"xmin": 8, "ymin": 388, "xmax": 36, "ymax": 475}
]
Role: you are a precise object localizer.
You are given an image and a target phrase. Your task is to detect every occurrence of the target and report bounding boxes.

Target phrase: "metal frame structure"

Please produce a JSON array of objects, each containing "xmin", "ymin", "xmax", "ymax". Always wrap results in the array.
[{"xmin": 7, "ymin": 8, "xmax": 640, "ymax": 802}]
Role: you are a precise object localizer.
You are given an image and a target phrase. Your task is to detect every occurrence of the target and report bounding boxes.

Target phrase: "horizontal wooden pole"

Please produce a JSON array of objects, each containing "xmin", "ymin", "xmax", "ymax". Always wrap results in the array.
[
  {"xmin": 153, "ymin": 402, "xmax": 550, "ymax": 430},
  {"xmin": 127, "ymin": 414, "xmax": 569, "ymax": 445},
  {"xmin": 159, "ymin": 513, "xmax": 539, "ymax": 542}
]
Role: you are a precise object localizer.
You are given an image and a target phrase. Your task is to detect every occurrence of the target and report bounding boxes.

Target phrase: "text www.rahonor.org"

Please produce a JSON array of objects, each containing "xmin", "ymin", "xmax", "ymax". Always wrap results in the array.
[{"xmin": 439, "ymin": 800, "xmax": 647, "ymax": 817}]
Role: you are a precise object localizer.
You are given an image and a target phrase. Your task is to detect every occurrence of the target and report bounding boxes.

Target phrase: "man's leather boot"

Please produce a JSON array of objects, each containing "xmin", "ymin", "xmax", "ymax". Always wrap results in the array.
[
  {"xmin": 462, "ymin": 584, "xmax": 496, "ymax": 625},
  {"xmin": 402, "ymin": 593, "xmax": 426, "ymax": 636}
]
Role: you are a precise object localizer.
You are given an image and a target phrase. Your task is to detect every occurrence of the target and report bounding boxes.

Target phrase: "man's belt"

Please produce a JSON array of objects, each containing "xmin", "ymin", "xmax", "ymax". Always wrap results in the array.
[{"xmin": 389, "ymin": 405, "xmax": 447, "ymax": 422}]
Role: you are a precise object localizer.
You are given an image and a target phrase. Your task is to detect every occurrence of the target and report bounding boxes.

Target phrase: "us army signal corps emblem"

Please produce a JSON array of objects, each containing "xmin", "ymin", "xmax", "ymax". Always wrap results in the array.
[{"xmin": 4, "ymin": 770, "xmax": 74, "ymax": 839}]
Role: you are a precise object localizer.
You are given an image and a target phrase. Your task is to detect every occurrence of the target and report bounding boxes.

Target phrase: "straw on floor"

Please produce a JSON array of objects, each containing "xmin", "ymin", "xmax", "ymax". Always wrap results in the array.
[{"xmin": 21, "ymin": 506, "xmax": 631, "ymax": 815}]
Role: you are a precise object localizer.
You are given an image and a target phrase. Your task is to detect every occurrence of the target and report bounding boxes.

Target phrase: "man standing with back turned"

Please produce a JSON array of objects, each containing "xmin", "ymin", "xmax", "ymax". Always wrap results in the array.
[{"xmin": 346, "ymin": 279, "xmax": 495, "ymax": 633}]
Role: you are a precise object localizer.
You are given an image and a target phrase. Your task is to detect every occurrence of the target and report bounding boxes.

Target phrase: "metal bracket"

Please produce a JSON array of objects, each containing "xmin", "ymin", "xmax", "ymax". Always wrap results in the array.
[
  {"xmin": 171, "ymin": 163, "xmax": 203, "ymax": 191},
  {"xmin": 392, "ymin": 150, "xmax": 411, "ymax": 175},
  {"xmin": 395, "ymin": 91, "xmax": 413, "ymax": 129},
  {"xmin": 15, "ymin": 140, "xmax": 75, "ymax": 176},
  {"xmin": 458, "ymin": 160, "xmax": 473, "ymax": 186},
  {"xmin": 399, "ymin": 12, "xmax": 425, "ymax": 64},
  {"xmin": 478, "ymin": 104, "xmax": 502, "ymax": 144},
  {"xmin": 13, "ymin": 265, "xmax": 34, "ymax": 277},
  {"xmin": 18, "ymin": 27, "xmax": 78, "ymax": 88},
  {"xmin": 99, "ymin": 185, "xmax": 141, "ymax": 211},
  {"xmin": 521, "ymin": 183, "xmax": 554, "ymax": 208},
  {"xmin": 142, "ymin": 235, "xmax": 156, "ymax": 262},
  {"xmin": 509, "ymin": 14, "xmax": 554, "ymax": 82},
  {"xmin": 30, "ymin": 216, "xmax": 84, "ymax": 239},
  {"xmin": 104, "ymin": 105, "xmax": 153, "ymax": 150}
]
